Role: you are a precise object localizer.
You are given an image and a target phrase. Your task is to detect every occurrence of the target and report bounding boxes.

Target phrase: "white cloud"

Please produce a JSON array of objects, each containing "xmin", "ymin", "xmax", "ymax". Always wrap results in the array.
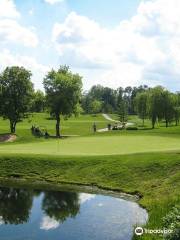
[
  {"xmin": 0, "ymin": 19, "xmax": 38, "ymax": 47},
  {"xmin": 0, "ymin": 0, "xmax": 20, "ymax": 19},
  {"xmin": 0, "ymin": 0, "xmax": 38, "ymax": 47},
  {"xmin": 45, "ymin": 0, "xmax": 64, "ymax": 5},
  {"xmin": 40, "ymin": 216, "xmax": 59, "ymax": 230},
  {"xmin": 52, "ymin": 1, "xmax": 180, "ymax": 90},
  {"xmin": 79, "ymin": 193, "xmax": 95, "ymax": 204},
  {"xmin": 98, "ymin": 203, "xmax": 103, "ymax": 207},
  {"xmin": 0, "ymin": 49, "xmax": 49, "ymax": 89},
  {"xmin": 0, "ymin": 216, "xmax": 4, "ymax": 225}
]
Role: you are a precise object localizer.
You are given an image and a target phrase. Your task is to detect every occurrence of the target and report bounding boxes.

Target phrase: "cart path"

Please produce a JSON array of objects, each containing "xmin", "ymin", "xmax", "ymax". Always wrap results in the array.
[
  {"xmin": 102, "ymin": 114, "xmax": 119, "ymax": 122},
  {"xmin": 98, "ymin": 114, "xmax": 135, "ymax": 132}
]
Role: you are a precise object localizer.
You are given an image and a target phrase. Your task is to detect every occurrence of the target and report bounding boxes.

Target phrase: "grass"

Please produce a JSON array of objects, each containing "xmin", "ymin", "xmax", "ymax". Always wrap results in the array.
[
  {"xmin": 0, "ymin": 113, "xmax": 180, "ymax": 240},
  {"xmin": 1, "ymin": 135, "xmax": 180, "ymax": 155}
]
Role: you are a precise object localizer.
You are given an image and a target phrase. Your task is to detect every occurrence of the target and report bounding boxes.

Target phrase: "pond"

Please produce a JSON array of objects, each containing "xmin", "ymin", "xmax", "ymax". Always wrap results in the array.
[{"xmin": 0, "ymin": 185, "xmax": 148, "ymax": 240}]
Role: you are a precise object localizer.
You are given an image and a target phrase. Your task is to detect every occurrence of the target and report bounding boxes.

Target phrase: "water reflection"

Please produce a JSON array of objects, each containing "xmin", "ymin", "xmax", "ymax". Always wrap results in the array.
[
  {"xmin": 42, "ymin": 191, "xmax": 80, "ymax": 222},
  {"xmin": 0, "ymin": 186, "xmax": 148, "ymax": 240},
  {"xmin": 0, "ymin": 187, "xmax": 33, "ymax": 224},
  {"xmin": 0, "ymin": 187, "xmax": 80, "ymax": 225}
]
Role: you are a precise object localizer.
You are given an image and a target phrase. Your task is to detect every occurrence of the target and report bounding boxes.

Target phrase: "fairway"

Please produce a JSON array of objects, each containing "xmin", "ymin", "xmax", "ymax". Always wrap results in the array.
[{"xmin": 1, "ymin": 134, "xmax": 180, "ymax": 155}]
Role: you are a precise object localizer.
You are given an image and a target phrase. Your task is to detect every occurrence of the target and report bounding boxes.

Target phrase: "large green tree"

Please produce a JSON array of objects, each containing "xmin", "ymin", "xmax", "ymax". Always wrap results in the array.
[
  {"xmin": 43, "ymin": 66, "xmax": 82, "ymax": 137},
  {"xmin": 135, "ymin": 91, "xmax": 148, "ymax": 126},
  {"xmin": 148, "ymin": 86, "xmax": 164, "ymax": 128},
  {"xmin": 161, "ymin": 91, "xmax": 175, "ymax": 127},
  {"xmin": 0, "ymin": 66, "xmax": 33, "ymax": 133},
  {"xmin": 148, "ymin": 87, "xmax": 176, "ymax": 128}
]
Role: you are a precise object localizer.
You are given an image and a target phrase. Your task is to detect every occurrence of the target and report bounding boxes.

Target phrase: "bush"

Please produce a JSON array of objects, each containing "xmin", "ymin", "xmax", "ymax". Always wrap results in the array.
[
  {"xmin": 163, "ymin": 205, "xmax": 180, "ymax": 240},
  {"xmin": 126, "ymin": 126, "xmax": 138, "ymax": 130}
]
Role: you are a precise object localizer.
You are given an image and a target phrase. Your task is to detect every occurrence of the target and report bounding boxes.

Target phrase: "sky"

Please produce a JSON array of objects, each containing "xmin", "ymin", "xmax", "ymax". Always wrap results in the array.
[{"xmin": 0, "ymin": 0, "xmax": 180, "ymax": 91}]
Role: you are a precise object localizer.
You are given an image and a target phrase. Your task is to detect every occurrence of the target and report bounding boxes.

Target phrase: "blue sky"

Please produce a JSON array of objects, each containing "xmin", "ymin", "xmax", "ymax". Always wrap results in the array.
[
  {"xmin": 13, "ymin": 0, "xmax": 143, "ymax": 66},
  {"xmin": 0, "ymin": 0, "xmax": 180, "ymax": 91}
]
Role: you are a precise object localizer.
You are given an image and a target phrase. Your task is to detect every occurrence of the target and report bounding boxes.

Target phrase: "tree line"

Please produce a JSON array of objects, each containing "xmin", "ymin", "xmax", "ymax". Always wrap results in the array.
[
  {"xmin": 0, "ymin": 65, "xmax": 180, "ymax": 136},
  {"xmin": 82, "ymin": 84, "xmax": 180, "ymax": 128}
]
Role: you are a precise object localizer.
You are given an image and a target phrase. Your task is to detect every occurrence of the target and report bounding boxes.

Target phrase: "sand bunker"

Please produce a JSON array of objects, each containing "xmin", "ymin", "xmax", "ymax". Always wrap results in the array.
[{"xmin": 0, "ymin": 134, "xmax": 17, "ymax": 142}]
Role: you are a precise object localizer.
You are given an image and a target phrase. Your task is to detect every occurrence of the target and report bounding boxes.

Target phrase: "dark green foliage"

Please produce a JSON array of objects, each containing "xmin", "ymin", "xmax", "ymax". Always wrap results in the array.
[
  {"xmin": 0, "ymin": 187, "xmax": 33, "ymax": 224},
  {"xmin": 0, "ymin": 66, "xmax": 33, "ymax": 133},
  {"xmin": 82, "ymin": 85, "xmax": 117, "ymax": 113},
  {"xmin": 43, "ymin": 66, "xmax": 82, "ymax": 137},
  {"xmin": 117, "ymin": 87, "xmax": 128, "ymax": 122},
  {"xmin": 42, "ymin": 191, "xmax": 80, "ymax": 222},
  {"xmin": 135, "ymin": 86, "xmax": 180, "ymax": 129},
  {"xmin": 134, "ymin": 92, "xmax": 148, "ymax": 126},
  {"xmin": 126, "ymin": 126, "xmax": 138, "ymax": 130},
  {"xmin": 163, "ymin": 205, "xmax": 180, "ymax": 240},
  {"xmin": 31, "ymin": 90, "xmax": 46, "ymax": 112}
]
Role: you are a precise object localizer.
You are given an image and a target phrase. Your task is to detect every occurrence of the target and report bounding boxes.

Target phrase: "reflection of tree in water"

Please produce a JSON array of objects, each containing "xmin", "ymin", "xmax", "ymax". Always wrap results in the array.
[
  {"xmin": 42, "ymin": 191, "xmax": 80, "ymax": 222},
  {"xmin": 0, "ymin": 187, "xmax": 33, "ymax": 224}
]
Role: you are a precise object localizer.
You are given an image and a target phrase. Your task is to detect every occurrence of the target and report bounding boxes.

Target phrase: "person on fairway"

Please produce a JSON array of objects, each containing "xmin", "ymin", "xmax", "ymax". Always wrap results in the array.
[
  {"xmin": 93, "ymin": 123, "xmax": 97, "ymax": 133},
  {"xmin": 107, "ymin": 123, "xmax": 111, "ymax": 131}
]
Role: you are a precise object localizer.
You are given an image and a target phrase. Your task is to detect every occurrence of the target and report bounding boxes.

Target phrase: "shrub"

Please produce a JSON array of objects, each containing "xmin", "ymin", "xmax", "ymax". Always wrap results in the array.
[
  {"xmin": 126, "ymin": 126, "xmax": 138, "ymax": 130},
  {"xmin": 163, "ymin": 205, "xmax": 180, "ymax": 240}
]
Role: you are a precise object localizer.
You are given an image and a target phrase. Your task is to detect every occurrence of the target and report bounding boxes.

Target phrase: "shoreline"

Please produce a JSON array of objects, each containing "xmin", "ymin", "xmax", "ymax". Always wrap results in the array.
[{"xmin": 0, "ymin": 177, "xmax": 140, "ymax": 202}]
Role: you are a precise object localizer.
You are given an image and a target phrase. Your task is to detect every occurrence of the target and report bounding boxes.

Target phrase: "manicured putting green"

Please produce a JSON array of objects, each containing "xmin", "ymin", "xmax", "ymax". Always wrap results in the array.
[{"xmin": 0, "ymin": 135, "xmax": 180, "ymax": 155}]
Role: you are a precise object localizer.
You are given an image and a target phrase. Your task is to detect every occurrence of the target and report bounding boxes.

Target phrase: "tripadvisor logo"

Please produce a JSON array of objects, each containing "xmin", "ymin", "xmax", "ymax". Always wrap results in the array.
[
  {"xmin": 135, "ymin": 227, "xmax": 144, "ymax": 236},
  {"xmin": 135, "ymin": 227, "xmax": 173, "ymax": 236}
]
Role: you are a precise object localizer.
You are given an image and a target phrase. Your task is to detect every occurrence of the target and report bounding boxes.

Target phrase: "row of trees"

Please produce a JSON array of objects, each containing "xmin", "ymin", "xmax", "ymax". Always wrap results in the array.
[
  {"xmin": 82, "ymin": 85, "xmax": 149, "ymax": 115},
  {"xmin": 0, "ymin": 66, "xmax": 82, "ymax": 136},
  {"xmin": 82, "ymin": 84, "xmax": 180, "ymax": 128},
  {"xmin": 135, "ymin": 86, "xmax": 180, "ymax": 128},
  {"xmin": 1, "ymin": 65, "xmax": 180, "ymax": 135}
]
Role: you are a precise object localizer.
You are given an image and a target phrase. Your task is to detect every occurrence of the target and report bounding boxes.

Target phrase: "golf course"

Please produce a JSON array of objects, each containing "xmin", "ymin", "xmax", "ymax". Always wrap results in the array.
[{"xmin": 0, "ymin": 112, "xmax": 179, "ymax": 240}]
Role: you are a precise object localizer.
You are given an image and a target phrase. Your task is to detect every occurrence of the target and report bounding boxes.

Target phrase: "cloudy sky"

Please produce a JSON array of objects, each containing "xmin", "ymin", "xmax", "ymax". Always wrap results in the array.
[{"xmin": 0, "ymin": 0, "xmax": 180, "ymax": 91}]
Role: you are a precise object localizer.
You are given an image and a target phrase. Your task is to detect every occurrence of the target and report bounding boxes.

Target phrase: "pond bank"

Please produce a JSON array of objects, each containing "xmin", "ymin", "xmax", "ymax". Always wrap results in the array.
[
  {"xmin": 0, "ymin": 177, "xmax": 140, "ymax": 202},
  {"xmin": 0, "ymin": 152, "xmax": 179, "ymax": 239}
]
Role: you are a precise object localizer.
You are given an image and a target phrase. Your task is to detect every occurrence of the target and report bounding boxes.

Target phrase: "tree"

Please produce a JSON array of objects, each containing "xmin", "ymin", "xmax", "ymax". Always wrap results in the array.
[
  {"xmin": 135, "ymin": 92, "xmax": 148, "ymax": 126},
  {"xmin": 0, "ymin": 187, "xmax": 33, "ymax": 224},
  {"xmin": 173, "ymin": 93, "xmax": 180, "ymax": 126},
  {"xmin": 124, "ymin": 86, "xmax": 133, "ymax": 114},
  {"xmin": 118, "ymin": 100, "xmax": 128, "ymax": 123},
  {"xmin": 31, "ymin": 90, "xmax": 45, "ymax": 112},
  {"xmin": 161, "ymin": 91, "xmax": 175, "ymax": 127},
  {"xmin": 0, "ymin": 66, "xmax": 33, "ymax": 133},
  {"xmin": 82, "ymin": 85, "xmax": 117, "ymax": 113},
  {"xmin": 42, "ymin": 191, "xmax": 80, "ymax": 223},
  {"xmin": 43, "ymin": 66, "xmax": 82, "ymax": 137},
  {"xmin": 131, "ymin": 85, "xmax": 149, "ymax": 114},
  {"xmin": 174, "ymin": 106, "xmax": 180, "ymax": 126},
  {"xmin": 117, "ymin": 88, "xmax": 128, "ymax": 123},
  {"xmin": 148, "ymin": 86, "xmax": 164, "ymax": 128},
  {"xmin": 89, "ymin": 100, "xmax": 102, "ymax": 115}
]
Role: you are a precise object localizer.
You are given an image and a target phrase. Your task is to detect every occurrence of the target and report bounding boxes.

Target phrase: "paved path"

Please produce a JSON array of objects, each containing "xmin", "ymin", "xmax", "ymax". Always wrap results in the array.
[
  {"xmin": 98, "ymin": 114, "xmax": 135, "ymax": 132},
  {"xmin": 102, "ymin": 114, "xmax": 119, "ymax": 122}
]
